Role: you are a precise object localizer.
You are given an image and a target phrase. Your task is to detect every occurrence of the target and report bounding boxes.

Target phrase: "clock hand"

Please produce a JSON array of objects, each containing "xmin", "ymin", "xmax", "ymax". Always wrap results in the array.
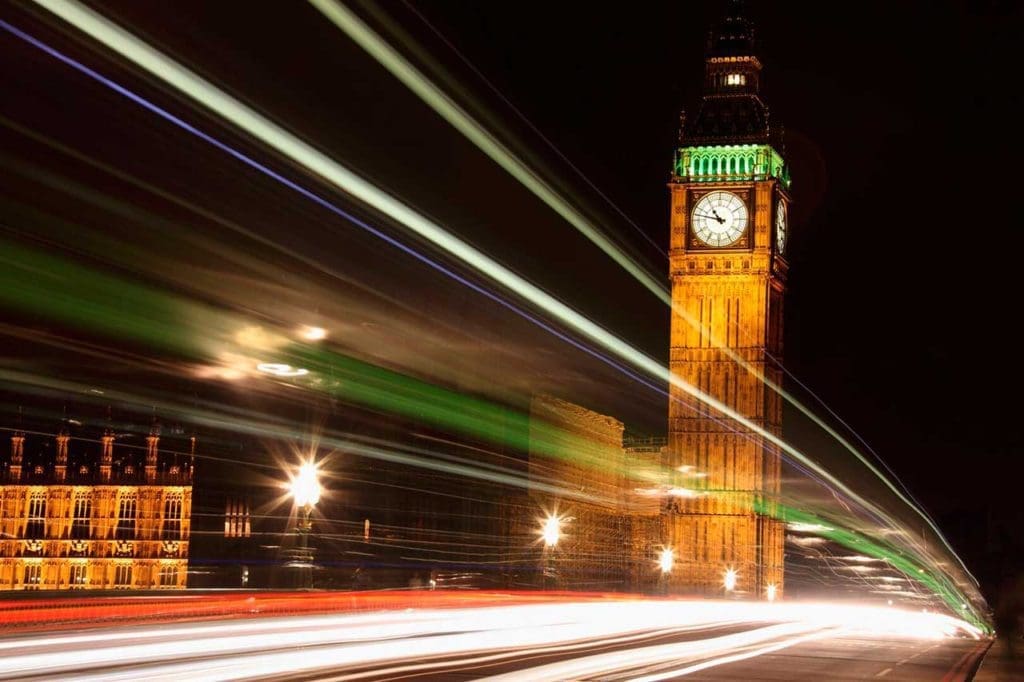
[{"xmin": 694, "ymin": 212, "xmax": 725, "ymax": 223}]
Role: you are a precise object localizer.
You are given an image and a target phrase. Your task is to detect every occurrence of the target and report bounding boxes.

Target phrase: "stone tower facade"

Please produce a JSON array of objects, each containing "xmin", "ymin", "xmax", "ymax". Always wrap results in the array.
[{"xmin": 664, "ymin": 0, "xmax": 788, "ymax": 598}]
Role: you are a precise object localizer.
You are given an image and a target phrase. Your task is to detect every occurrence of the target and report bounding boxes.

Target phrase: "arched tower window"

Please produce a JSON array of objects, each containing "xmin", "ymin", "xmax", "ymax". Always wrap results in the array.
[
  {"xmin": 26, "ymin": 492, "xmax": 46, "ymax": 539},
  {"xmin": 116, "ymin": 494, "xmax": 137, "ymax": 540}
]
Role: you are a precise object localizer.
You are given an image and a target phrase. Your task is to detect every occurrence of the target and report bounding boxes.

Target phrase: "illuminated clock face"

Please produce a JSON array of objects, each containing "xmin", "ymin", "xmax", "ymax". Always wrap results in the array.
[
  {"xmin": 775, "ymin": 199, "xmax": 787, "ymax": 254},
  {"xmin": 691, "ymin": 191, "xmax": 748, "ymax": 247}
]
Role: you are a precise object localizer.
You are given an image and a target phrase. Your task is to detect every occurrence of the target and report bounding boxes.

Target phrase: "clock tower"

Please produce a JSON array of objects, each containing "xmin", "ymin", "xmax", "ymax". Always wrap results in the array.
[{"xmin": 665, "ymin": 0, "xmax": 789, "ymax": 598}]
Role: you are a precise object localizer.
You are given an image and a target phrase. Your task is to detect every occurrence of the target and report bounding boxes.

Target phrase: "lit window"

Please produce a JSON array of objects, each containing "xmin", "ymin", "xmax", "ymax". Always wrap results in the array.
[
  {"xmin": 162, "ymin": 496, "xmax": 182, "ymax": 540},
  {"xmin": 159, "ymin": 565, "xmax": 177, "ymax": 587},
  {"xmin": 72, "ymin": 496, "xmax": 92, "ymax": 539},
  {"xmin": 23, "ymin": 564, "xmax": 42, "ymax": 589},
  {"xmin": 116, "ymin": 495, "xmax": 137, "ymax": 540},
  {"xmin": 114, "ymin": 564, "xmax": 132, "ymax": 589},
  {"xmin": 26, "ymin": 493, "xmax": 46, "ymax": 539},
  {"xmin": 225, "ymin": 496, "xmax": 251, "ymax": 538},
  {"xmin": 726, "ymin": 73, "xmax": 745, "ymax": 86},
  {"xmin": 70, "ymin": 564, "xmax": 88, "ymax": 589}
]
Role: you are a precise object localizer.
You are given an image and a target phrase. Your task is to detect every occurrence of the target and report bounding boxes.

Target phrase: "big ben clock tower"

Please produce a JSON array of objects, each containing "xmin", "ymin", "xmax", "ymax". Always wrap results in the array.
[{"xmin": 665, "ymin": 0, "xmax": 788, "ymax": 598}]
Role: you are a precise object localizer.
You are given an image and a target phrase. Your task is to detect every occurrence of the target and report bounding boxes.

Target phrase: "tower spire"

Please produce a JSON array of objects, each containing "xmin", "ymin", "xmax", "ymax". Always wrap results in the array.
[
  {"xmin": 146, "ymin": 410, "xmax": 160, "ymax": 482},
  {"xmin": 707, "ymin": 0, "xmax": 756, "ymax": 58},
  {"xmin": 679, "ymin": 0, "xmax": 773, "ymax": 146}
]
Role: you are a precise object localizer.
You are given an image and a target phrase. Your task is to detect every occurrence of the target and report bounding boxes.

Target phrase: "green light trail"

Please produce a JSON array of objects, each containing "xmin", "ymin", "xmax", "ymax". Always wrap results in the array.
[
  {"xmin": 759, "ymin": 500, "xmax": 989, "ymax": 633},
  {"xmin": 0, "ymin": 237, "xmax": 623, "ymax": 484},
  {"xmin": 0, "ymin": 235, "xmax": 985, "ymax": 627}
]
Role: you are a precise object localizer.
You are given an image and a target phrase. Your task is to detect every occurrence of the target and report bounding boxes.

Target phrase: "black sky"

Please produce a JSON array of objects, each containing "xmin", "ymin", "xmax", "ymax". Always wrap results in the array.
[
  {"xmin": 383, "ymin": 0, "xmax": 1024, "ymax": 568},
  {"xmin": 3, "ymin": 0, "xmax": 1024, "ymax": 593}
]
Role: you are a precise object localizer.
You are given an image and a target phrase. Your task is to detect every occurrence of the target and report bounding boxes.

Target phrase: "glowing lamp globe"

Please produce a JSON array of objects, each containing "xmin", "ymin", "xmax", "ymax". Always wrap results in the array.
[
  {"xmin": 291, "ymin": 463, "xmax": 321, "ymax": 507},
  {"xmin": 659, "ymin": 547, "xmax": 674, "ymax": 574},
  {"xmin": 541, "ymin": 516, "xmax": 561, "ymax": 547}
]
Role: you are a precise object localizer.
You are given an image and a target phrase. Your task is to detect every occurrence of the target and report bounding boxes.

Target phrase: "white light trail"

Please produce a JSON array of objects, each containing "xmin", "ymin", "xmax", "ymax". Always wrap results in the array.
[
  {"xmin": 27, "ymin": 0, "xmax": 980, "ymax": 615},
  {"xmin": 303, "ymin": 0, "xmax": 975, "ymax": 590},
  {"xmin": 306, "ymin": 0, "xmax": 669, "ymax": 304},
  {"xmin": 33, "ymin": 0, "xmax": 905, "ymax": 558},
  {"xmin": 0, "ymin": 600, "xmax": 981, "ymax": 681}
]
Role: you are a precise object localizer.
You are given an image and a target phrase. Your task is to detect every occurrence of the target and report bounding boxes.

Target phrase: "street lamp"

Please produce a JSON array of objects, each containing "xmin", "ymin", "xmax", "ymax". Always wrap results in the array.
[
  {"xmin": 723, "ymin": 567, "xmax": 738, "ymax": 594},
  {"xmin": 290, "ymin": 461, "xmax": 321, "ymax": 589},
  {"xmin": 540, "ymin": 514, "xmax": 563, "ymax": 590},
  {"xmin": 658, "ymin": 547, "xmax": 674, "ymax": 574},
  {"xmin": 657, "ymin": 547, "xmax": 674, "ymax": 595},
  {"xmin": 541, "ymin": 515, "xmax": 561, "ymax": 548}
]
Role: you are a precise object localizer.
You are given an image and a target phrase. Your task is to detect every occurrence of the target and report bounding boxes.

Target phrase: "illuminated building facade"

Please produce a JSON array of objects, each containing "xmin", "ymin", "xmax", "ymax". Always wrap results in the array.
[
  {"xmin": 664, "ymin": 1, "xmax": 788, "ymax": 597},
  {"xmin": 523, "ymin": 395, "xmax": 632, "ymax": 589},
  {"xmin": 0, "ymin": 409, "xmax": 193, "ymax": 590}
]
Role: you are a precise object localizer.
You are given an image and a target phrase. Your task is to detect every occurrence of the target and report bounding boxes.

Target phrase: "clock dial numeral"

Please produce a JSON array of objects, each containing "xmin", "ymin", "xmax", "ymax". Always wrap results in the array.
[{"xmin": 691, "ymin": 191, "xmax": 748, "ymax": 247}]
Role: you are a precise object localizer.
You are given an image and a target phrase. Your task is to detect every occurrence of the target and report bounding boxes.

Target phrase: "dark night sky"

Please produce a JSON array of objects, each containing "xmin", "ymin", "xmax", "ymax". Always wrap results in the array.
[
  {"xmin": 3, "ymin": 0, "xmax": 1024, "ymax": 592},
  {"xmin": 382, "ymin": 0, "xmax": 1024, "ymax": 558}
]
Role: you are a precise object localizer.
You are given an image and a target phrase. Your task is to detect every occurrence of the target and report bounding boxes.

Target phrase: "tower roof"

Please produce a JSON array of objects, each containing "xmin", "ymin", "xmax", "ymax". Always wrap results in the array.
[{"xmin": 681, "ymin": 0, "xmax": 780, "ymax": 148}]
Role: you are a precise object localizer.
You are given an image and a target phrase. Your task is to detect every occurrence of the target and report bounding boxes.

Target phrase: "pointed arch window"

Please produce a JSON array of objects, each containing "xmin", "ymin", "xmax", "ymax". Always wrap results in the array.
[
  {"xmin": 72, "ymin": 495, "xmax": 92, "ymax": 539},
  {"xmin": 115, "ymin": 494, "xmax": 137, "ymax": 540},
  {"xmin": 26, "ymin": 492, "xmax": 46, "ymax": 539}
]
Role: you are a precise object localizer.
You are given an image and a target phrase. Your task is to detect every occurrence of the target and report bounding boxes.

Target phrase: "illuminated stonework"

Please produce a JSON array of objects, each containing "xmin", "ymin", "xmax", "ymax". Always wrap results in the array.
[
  {"xmin": 664, "ymin": 1, "xmax": 787, "ymax": 599},
  {"xmin": 525, "ymin": 395, "xmax": 632, "ymax": 589},
  {"xmin": 1, "ymin": 415, "xmax": 193, "ymax": 590}
]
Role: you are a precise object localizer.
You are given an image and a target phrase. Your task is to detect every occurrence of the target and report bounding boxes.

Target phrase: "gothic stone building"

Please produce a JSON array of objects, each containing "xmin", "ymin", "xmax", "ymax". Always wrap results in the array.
[{"xmin": 0, "ymin": 408, "xmax": 193, "ymax": 590}]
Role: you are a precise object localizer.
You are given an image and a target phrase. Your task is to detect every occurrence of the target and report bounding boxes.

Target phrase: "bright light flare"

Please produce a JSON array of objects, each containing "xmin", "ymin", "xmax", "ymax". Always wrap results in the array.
[
  {"xmin": 290, "ymin": 462, "xmax": 321, "ymax": 507},
  {"xmin": 257, "ymin": 363, "xmax": 309, "ymax": 377},
  {"xmin": 724, "ymin": 568, "xmax": 738, "ymax": 592},
  {"xmin": 300, "ymin": 325, "xmax": 327, "ymax": 341},
  {"xmin": 766, "ymin": 583, "xmax": 777, "ymax": 602},
  {"xmin": 541, "ymin": 515, "xmax": 561, "ymax": 548},
  {"xmin": 658, "ymin": 548, "xmax": 674, "ymax": 574}
]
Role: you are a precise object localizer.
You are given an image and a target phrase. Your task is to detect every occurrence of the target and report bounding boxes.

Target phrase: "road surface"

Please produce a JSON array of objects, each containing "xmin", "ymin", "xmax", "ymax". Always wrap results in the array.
[{"xmin": 0, "ymin": 595, "xmax": 987, "ymax": 680}]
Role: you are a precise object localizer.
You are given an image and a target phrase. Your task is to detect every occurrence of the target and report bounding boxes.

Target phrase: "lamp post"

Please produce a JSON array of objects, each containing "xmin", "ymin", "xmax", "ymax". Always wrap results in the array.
[{"xmin": 290, "ymin": 461, "xmax": 321, "ymax": 589}]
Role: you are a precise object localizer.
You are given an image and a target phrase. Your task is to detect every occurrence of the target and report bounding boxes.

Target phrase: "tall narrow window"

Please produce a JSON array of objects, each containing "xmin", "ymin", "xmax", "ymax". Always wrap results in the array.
[
  {"xmin": 224, "ymin": 496, "xmax": 251, "ymax": 538},
  {"xmin": 26, "ymin": 493, "xmax": 46, "ymax": 539},
  {"xmin": 159, "ymin": 564, "xmax": 177, "ymax": 587},
  {"xmin": 113, "ymin": 564, "xmax": 132, "ymax": 588},
  {"xmin": 23, "ymin": 564, "xmax": 41, "ymax": 589},
  {"xmin": 162, "ymin": 496, "xmax": 182, "ymax": 540},
  {"xmin": 69, "ymin": 563, "xmax": 88, "ymax": 588},
  {"xmin": 72, "ymin": 496, "xmax": 92, "ymax": 539},
  {"xmin": 115, "ymin": 495, "xmax": 137, "ymax": 540}
]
